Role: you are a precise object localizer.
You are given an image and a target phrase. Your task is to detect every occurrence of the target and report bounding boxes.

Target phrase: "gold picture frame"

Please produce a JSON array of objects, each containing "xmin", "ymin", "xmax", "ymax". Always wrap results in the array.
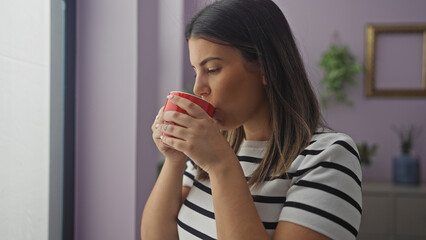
[{"xmin": 366, "ymin": 24, "xmax": 426, "ymax": 97}]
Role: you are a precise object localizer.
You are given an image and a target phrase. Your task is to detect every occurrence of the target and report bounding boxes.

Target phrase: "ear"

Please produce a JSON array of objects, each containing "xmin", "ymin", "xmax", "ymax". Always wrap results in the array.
[
  {"xmin": 262, "ymin": 76, "xmax": 267, "ymax": 86},
  {"xmin": 258, "ymin": 64, "xmax": 267, "ymax": 86}
]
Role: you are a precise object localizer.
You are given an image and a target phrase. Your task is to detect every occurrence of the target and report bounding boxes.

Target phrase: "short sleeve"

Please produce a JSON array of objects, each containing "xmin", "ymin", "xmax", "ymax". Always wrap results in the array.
[
  {"xmin": 279, "ymin": 134, "xmax": 362, "ymax": 240},
  {"xmin": 182, "ymin": 159, "xmax": 198, "ymax": 187}
]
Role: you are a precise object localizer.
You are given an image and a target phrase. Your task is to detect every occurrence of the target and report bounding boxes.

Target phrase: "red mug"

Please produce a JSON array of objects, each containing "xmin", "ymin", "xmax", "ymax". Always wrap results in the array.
[
  {"xmin": 162, "ymin": 91, "xmax": 215, "ymax": 137},
  {"xmin": 163, "ymin": 91, "xmax": 215, "ymax": 117}
]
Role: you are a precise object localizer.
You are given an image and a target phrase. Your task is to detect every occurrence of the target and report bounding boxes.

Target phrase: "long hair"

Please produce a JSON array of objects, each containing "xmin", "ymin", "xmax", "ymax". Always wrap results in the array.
[{"xmin": 186, "ymin": 0, "xmax": 323, "ymax": 186}]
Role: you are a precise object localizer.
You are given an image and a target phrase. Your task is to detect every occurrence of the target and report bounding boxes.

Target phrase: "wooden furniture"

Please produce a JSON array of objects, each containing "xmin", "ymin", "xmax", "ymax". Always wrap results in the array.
[{"xmin": 358, "ymin": 182, "xmax": 426, "ymax": 240}]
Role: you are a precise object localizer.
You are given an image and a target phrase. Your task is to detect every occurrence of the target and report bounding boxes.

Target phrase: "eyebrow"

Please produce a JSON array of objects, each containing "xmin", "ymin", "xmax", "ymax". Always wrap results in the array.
[{"xmin": 194, "ymin": 57, "xmax": 223, "ymax": 68}]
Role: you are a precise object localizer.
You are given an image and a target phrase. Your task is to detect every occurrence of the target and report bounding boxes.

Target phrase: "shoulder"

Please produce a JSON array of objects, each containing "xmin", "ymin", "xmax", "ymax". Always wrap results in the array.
[
  {"xmin": 280, "ymin": 129, "xmax": 362, "ymax": 239},
  {"xmin": 311, "ymin": 128, "xmax": 358, "ymax": 154},
  {"xmin": 292, "ymin": 128, "xmax": 361, "ymax": 181}
]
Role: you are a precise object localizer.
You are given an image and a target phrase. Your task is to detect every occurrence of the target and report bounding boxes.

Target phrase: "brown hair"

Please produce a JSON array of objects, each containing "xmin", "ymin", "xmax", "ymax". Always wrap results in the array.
[{"xmin": 186, "ymin": 0, "xmax": 324, "ymax": 186}]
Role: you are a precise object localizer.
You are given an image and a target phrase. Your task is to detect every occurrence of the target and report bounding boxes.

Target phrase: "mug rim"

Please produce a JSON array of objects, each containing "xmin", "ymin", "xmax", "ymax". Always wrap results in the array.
[{"xmin": 169, "ymin": 91, "xmax": 213, "ymax": 105}]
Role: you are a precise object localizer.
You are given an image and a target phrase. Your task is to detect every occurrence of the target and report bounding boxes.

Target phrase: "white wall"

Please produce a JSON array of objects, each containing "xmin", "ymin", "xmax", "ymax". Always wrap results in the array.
[{"xmin": 0, "ymin": 0, "xmax": 51, "ymax": 239}]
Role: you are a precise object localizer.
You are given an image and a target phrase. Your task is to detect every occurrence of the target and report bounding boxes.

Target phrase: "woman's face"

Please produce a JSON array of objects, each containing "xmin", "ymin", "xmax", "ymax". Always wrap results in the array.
[{"xmin": 188, "ymin": 37, "xmax": 269, "ymax": 131}]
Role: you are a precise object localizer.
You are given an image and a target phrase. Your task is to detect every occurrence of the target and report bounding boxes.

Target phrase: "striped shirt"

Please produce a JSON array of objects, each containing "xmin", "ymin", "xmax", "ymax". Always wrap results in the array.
[{"xmin": 177, "ymin": 129, "xmax": 362, "ymax": 239}]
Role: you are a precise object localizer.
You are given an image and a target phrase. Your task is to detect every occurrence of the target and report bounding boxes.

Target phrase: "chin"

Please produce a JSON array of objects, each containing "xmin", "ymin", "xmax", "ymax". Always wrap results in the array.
[
  {"xmin": 211, "ymin": 109, "xmax": 221, "ymax": 122},
  {"xmin": 212, "ymin": 110, "xmax": 236, "ymax": 130},
  {"xmin": 218, "ymin": 122, "xmax": 241, "ymax": 132},
  {"xmin": 216, "ymin": 121, "xmax": 230, "ymax": 131}
]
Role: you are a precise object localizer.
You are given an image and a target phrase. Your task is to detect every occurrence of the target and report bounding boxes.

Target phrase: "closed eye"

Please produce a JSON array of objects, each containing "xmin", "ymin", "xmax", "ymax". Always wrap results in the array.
[
  {"xmin": 207, "ymin": 68, "xmax": 220, "ymax": 74},
  {"xmin": 193, "ymin": 68, "xmax": 221, "ymax": 79}
]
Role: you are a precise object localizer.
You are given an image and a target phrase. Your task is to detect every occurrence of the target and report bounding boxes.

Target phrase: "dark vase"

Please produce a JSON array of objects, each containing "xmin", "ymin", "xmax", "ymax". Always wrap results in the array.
[{"xmin": 393, "ymin": 154, "xmax": 420, "ymax": 184}]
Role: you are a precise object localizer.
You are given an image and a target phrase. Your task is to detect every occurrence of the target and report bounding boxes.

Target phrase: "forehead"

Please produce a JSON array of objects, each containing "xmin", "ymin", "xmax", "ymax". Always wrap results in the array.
[{"xmin": 188, "ymin": 38, "xmax": 241, "ymax": 65}]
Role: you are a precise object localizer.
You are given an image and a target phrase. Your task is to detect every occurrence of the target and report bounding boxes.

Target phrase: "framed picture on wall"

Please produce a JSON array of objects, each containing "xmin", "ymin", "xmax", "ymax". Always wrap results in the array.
[{"xmin": 365, "ymin": 24, "xmax": 426, "ymax": 97}]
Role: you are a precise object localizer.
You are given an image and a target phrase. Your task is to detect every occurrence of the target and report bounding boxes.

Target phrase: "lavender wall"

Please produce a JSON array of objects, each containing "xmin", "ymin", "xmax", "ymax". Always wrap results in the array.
[
  {"xmin": 136, "ymin": 1, "xmax": 159, "ymax": 240},
  {"xmin": 179, "ymin": 0, "xmax": 426, "ymax": 182},
  {"xmin": 157, "ymin": 0, "xmax": 185, "ymax": 105},
  {"xmin": 274, "ymin": 0, "xmax": 426, "ymax": 182},
  {"xmin": 76, "ymin": 1, "xmax": 186, "ymax": 239},
  {"xmin": 75, "ymin": 0, "xmax": 138, "ymax": 239},
  {"xmin": 75, "ymin": 1, "xmax": 426, "ymax": 239}
]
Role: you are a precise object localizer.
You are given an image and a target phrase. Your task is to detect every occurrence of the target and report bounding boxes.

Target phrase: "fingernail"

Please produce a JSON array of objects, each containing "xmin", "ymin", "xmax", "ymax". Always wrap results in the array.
[
  {"xmin": 163, "ymin": 124, "xmax": 168, "ymax": 131},
  {"xmin": 167, "ymin": 95, "xmax": 174, "ymax": 99},
  {"xmin": 155, "ymin": 115, "xmax": 159, "ymax": 120},
  {"xmin": 160, "ymin": 135, "xmax": 164, "ymax": 140},
  {"xmin": 155, "ymin": 123, "xmax": 160, "ymax": 128}
]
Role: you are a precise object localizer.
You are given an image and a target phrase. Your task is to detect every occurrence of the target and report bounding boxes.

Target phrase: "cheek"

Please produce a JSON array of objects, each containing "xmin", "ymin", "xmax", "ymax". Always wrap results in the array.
[
  {"xmin": 211, "ymin": 78, "xmax": 238, "ymax": 107},
  {"xmin": 212, "ymin": 68, "xmax": 264, "ymax": 124},
  {"xmin": 218, "ymin": 73, "xmax": 252, "ymax": 101},
  {"xmin": 215, "ymin": 91, "xmax": 256, "ymax": 128}
]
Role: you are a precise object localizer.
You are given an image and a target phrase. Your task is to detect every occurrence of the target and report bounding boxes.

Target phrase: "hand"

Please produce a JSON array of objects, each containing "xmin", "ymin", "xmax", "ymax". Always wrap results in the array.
[
  {"xmin": 152, "ymin": 107, "xmax": 187, "ymax": 164},
  {"xmin": 160, "ymin": 95, "xmax": 236, "ymax": 173}
]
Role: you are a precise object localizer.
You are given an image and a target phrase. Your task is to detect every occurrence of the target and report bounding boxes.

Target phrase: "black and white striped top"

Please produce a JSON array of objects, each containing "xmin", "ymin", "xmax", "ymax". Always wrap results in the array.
[{"xmin": 177, "ymin": 129, "xmax": 362, "ymax": 239}]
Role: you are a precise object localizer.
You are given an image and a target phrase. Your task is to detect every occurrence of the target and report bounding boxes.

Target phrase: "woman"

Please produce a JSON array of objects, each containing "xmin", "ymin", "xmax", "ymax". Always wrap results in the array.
[{"xmin": 141, "ymin": 0, "xmax": 362, "ymax": 239}]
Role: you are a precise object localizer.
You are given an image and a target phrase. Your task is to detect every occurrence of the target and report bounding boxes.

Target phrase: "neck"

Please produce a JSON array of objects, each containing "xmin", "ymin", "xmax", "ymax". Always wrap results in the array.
[
  {"xmin": 244, "ymin": 128, "xmax": 271, "ymax": 141},
  {"xmin": 243, "ymin": 102, "xmax": 272, "ymax": 141}
]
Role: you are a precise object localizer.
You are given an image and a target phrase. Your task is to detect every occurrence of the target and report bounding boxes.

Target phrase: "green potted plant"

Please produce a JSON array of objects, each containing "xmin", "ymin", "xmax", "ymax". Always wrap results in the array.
[
  {"xmin": 357, "ymin": 142, "xmax": 378, "ymax": 166},
  {"xmin": 392, "ymin": 124, "xmax": 422, "ymax": 184},
  {"xmin": 318, "ymin": 45, "xmax": 363, "ymax": 108}
]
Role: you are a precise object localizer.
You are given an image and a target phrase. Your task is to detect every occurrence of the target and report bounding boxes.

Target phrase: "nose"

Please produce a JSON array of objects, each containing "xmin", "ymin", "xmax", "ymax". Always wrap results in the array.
[{"xmin": 193, "ymin": 75, "xmax": 210, "ymax": 98}]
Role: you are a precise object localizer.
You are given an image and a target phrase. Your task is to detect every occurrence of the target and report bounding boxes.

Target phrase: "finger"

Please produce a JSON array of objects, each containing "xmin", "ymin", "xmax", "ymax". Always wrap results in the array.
[
  {"xmin": 152, "ymin": 123, "xmax": 163, "ymax": 139},
  {"xmin": 151, "ymin": 119, "xmax": 161, "ymax": 131},
  {"xmin": 151, "ymin": 119, "xmax": 158, "ymax": 131},
  {"xmin": 162, "ymin": 111, "xmax": 193, "ymax": 128},
  {"xmin": 157, "ymin": 106, "xmax": 165, "ymax": 122},
  {"xmin": 167, "ymin": 95, "xmax": 209, "ymax": 119},
  {"xmin": 152, "ymin": 107, "xmax": 165, "ymax": 128},
  {"xmin": 160, "ymin": 135, "xmax": 186, "ymax": 152},
  {"xmin": 162, "ymin": 123, "xmax": 187, "ymax": 140}
]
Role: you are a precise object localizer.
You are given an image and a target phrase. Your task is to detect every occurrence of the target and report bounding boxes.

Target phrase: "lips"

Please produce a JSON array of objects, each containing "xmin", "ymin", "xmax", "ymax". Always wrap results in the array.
[
  {"xmin": 211, "ymin": 108, "xmax": 217, "ymax": 119},
  {"xmin": 210, "ymin": 107, "xmax": 220, "ymax": 121}
]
